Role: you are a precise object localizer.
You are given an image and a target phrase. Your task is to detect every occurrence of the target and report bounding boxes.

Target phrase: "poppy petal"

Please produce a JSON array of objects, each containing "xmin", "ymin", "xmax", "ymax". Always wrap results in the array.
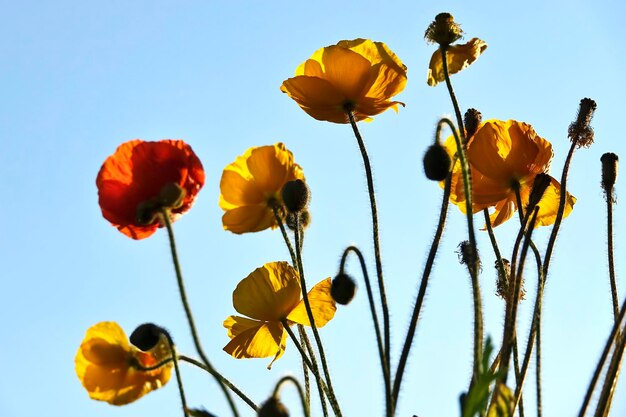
[
  {"xmin": 287, "ymin": 278, "xmax": 337, "ymax": 327},
  {"xmin": 427, "ymin": 38, "xmax": 487, "ymax": 86}
]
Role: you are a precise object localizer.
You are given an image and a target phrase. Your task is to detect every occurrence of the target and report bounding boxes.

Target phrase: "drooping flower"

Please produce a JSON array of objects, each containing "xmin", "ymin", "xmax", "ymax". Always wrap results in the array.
[
  {"xmin": 223, "ymin": 262, "xmax": 336, "ymax": 368},
  {"xmin": 445, "ymin": 119, "xmax": 576, "ymax": 227},
  {"xmin": 75, "ymin": 322, "xmax": 172, "ymax": 405},
  {"xmin": 427, "ymin": 37, "xmax": 487, "ymax": 86},
  {"xmin": 97, "ymin": 139, "xmax": 205, "ymax": 239},
  {"xmin": 280, "ymin": 38, "xmax": 407, "ymax": 123},
  {"xmin": 219, "ymin": 143, "xmax": 305, "ymax": 234}
]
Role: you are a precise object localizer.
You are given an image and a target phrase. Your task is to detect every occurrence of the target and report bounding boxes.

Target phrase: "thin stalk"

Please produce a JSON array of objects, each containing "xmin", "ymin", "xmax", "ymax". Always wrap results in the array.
[
  {"xmin": 293, "ymin": 215, "xmax": 342, "ymax": 417},
  {"xmin": 393, "ymin": 168, "xmax": 451, "ymax": 409},
  {"xmin": 536, "ymin": 320, "xmax": 543, "ymax": 417},
  {"xmin": 283, "ymin": 321, "xmax": 330, "ymax": 417},
  {"xmin": 178, "ymin": 355, "xmax": 258, "ymax": 411},
  {"xmin": 163, "ymin": 331, "xmax": 189, "ymax": 417},
  {"xmin": 160, "ymin": 210, "xmax": 240, "ymax": 416},
  {"xmin": 606, "ymin": 195, "xmax": 620, "ymax": 322},
  {"xmin": 483, "ymin": 209, "xmax": 507, "ymax": 282},
  {"xmin": 594, "ymin": 329, "xmax": 625, "ymax": 417},
  {"xmin": 339, "ymin": 246, "xmax": 389, "ymax": 414},
  {"xmin": 272, "ymin": 375, "xmax": 311, "ymax": 417},
  {"xmin": 346, "ymin": 109, "xmax": 391, "ymax": 374},
  {"xmin": 512, "ymin": 340, "xmax": 526, "ymax": 417},
  {"xmin": 273, "ymin": 206, "xmax": 298, "ymax": 267},
  {"xmin": 298, "ymin": 325, "xmax": 311, "ymax": 408}
]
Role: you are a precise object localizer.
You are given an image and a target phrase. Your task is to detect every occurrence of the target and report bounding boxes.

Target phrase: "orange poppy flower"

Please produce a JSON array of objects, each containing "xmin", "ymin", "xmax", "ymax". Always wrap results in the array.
[
  {"xmin": 427, "ymin": 38, "xmax": 487, "ymax": 86},
  {"xmin": 223, "ymin": 262, "xmax": 336, "ymax": 368},
  {"xmin": 219, "ymin": 143, "xmax": 305, "ymax": 234},
  {"xmin": 445, "ymin": 119, "xmax": 576, "ymax": 227},
  {"xmin": 75, "ymin": 322, "xmax": 172, "ymax": 405},
  {"xmin": 280, "ymin": 38, "xmax": 407, "ymax": 123},
  {"xmin": 97, "ymin": 139, "xmax": 205, "ymax": 239}
]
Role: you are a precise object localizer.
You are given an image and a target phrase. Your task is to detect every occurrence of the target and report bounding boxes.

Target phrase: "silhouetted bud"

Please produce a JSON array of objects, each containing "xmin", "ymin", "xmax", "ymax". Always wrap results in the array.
[
  {"xmin": 159, "ymin": 182, "xmax": 186, "ymax": 209},
  {"xmin": 425, "ymin": 13, "xmax": 463, "ymax": 46},
  {"xmin": 527, "ymin": 173, "xmax": 552, "ymax": 211},
  {"xmin": 286, "ymin": 210, "xmax": 311, "ymax": 231},
  {"xmin": 130, "ymin": 323, "xmax": 164, "ymax": 351},
  {"xmin": 281, "ymin": 179, "xmax": 310, "ymax": 213},
  {"xmin": 423, "ymin": 143, "xmax": 451, "ymax": 181},
  {"xmin": 568, "ymin": 98, "xmax": 597, "ymax": 148},
  {"xmin": 601, "ymin": 153, "xmax": 619, "ymax": 201},
  {"xmin": 331, "ymin": 273, "xmax": 357, "ymax": 305},
  {"xmin": 258, "ymin": 397, "xmax": 289, "ymax": 417},
  {"xmin": 464, "ymin": 108, "xmax": 482, "ymax": 138}
]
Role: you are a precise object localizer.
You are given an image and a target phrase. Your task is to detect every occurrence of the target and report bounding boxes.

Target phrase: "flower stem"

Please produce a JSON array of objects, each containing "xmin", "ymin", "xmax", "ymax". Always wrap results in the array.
[
  {"xmin": 273, "ymin": 206, "xmax": 298, "ymax": 267},
  {"xmin": 346, "ymin": 109, "xmax": 391, "ymax": 374},
  {"xmin": 177, "ymin": 355, "xmax": 258, "ymax": 412},
  {"xmin": 298, "ymin": 325, "xmax": 312, "ymax": 407},
  {"xmin": 606, "ymin": 193, "xmax": 620, "ymax": 322},
  {"xmin": 272, "ymin": 375, "xmax": 311, "ymax": 417},
  {"xmin": 339, "ymin": 246, "xmax": 390, "ymax": 415},
  {"xmin": 293, "ymin": 214, "xmax": 342, "ymax": 417},
  {"xmin": 393, "ymin": 167, "xmax": 451, "ymax": 410},
  {"xmin": 160, "ymin": 209, "xmax": 240, "ymax": 417},
  {"xmin": 162, "ymin": 331, "xmax": 189, "ymax": 417}
]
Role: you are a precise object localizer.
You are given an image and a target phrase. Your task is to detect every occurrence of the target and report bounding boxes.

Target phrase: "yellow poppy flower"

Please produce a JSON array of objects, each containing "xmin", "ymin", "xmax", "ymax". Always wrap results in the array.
[
  {"xmin": 427, "ymin": 38, "xmax": 487, "ymax": 86},
  {"xmin": 280, "ymin": 38, "xmax": 407, "ymax": 123},
  {"xmin": 219, "ymin": 143, "xmax": 305, "ymax": 234},
  {"xmin": 444, "ymin": 119, "xmax": 576, "ymax": 227},
  {"xmin": 75, "ymin": 322, "xmax": 172, "ymax": 405},
  {"xmin": 223, "ymin": 262, "xmax": 336, "ymax": 368}
]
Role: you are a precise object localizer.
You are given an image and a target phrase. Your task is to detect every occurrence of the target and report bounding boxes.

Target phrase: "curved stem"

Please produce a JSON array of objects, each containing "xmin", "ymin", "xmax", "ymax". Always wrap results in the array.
[
  {"xmin": 393, "ymin": 169, "xmax": 451, "ymax": 408},
  {"xmin": 160, "ymin": 209, "xmax": 240, "ymax": 417},
  {"xmin": 339, "ymin": 245, "xmax": 389, "ymax": 414},
  {"xmin": 346, "ymin": 110, "xmax": 391, "ymax": 376},
  {"xmin": 293, "ymin": 215, "xmax": 342, "ymax": 417},
  {"xmin": 163, "ymin": 331, "xmax": 189, "ymax": 417},
  {"xmin": 272, "ymin": 375, "xmax": 311, "ymax": 417}
]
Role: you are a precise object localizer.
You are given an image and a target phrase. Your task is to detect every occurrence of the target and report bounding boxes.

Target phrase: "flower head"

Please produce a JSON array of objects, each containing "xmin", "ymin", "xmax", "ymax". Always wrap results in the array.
[
  {"xmin": 75, "ymin": 322, "xmax": 172, "ymax": 405},
  {"xmin": 427, "ymin": 38, "xmax": 487, "ymax": 87},
  {"xmin": 219, "ymin": 143, "xmax": 305, "ymax": 234},
  {"xmin": 97, "ymin": 139, "xmax": 205, "ymax": 239},
  {"xmin": 280, "ymin": 39, "xmax": 407, "ymax": 123},
  {"xmin": 445, "ymin": 119, "xmax": 576, "ymax": 227},
  {"xmin": 223, "ymin": 261, "xmax": 336, "ymax": 368}
]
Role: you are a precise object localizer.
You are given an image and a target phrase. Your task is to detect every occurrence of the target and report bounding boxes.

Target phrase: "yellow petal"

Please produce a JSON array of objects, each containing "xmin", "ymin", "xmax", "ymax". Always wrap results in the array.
[
  {"xmin": 223, "ymin": 318, "xmax": 286, "ymax": 362},
  {"xmin": 321, "ymin": 45, "xmax": 372, "ymax": 99},
  {"xmin": 281, "ymin": 76, "xmax": 348, "ymax": 122},
  {"xmin": 287, "ymin": 278, "xmax": 337, "ymax": 327},
  {"xmin": 427, "ymin": 38, "xmax": 487, "ymax": 86},
  {"xmin": 533, "ymin": 178, "xmax": 576, "ymax": 227},
  {"xmin": 233, "ymin": 262, "xmax": 302, "ymax": 321},
  {"xmin": 221, "ymin": 205, "xmax": 275, "ymax": 234}
]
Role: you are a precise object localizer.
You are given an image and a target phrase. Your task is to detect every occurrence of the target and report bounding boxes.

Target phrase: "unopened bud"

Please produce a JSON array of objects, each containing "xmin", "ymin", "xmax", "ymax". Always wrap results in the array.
[
  {"xmin": 568, "ymin": 98, "xmax": 597, "ymax": 148},
  {"xmin": 258, "ymin": 397, "xmax": 289, "ymax": 417},
  {"xmin": 130, "ymin": 323, "xmax": 164, "ymax": 351},
  {"xmin": 425, "ymin": 13, "xmax": 464, "ymax": 46},
  {"xmin": 331, "ymin": 273, "xmax": 357, "ymax": 305},
  {"xmin": 464, "ymin": 108, "xmax": 482, "ymax": 138},
  {"xmin": 527, "ymin": 173, "xmax": 552, "ymax": 211},
  {"xmin": 423, "ymin": 143, "xmax": 451, "ymax": 181},
  {"xmin": 281, "ymin": 179, "xmax": 310, "ymax": 213},
  {"xmin": 286, "ymin": 210, "xmax": 311, "ymax": 231},
  {"xmin": 159, "ymin": 182, "xmax": 186, "ymax": 209},
  {"xmin": 601, "ymin": 153, "xmax": 618, "ymax": 200}
]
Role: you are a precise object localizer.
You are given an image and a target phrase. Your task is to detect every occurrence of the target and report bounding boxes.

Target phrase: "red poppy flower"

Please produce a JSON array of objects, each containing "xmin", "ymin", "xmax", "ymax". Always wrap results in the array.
[{"xmin": 97, "ymin": 140, "xmax": 205, "ymax": 239}]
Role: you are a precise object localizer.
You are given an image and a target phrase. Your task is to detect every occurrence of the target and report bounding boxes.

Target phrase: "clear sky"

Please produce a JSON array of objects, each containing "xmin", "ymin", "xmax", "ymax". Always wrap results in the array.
[{"xmin": 2, "ymin": 1, "xmax": 626, "ymax": 416}]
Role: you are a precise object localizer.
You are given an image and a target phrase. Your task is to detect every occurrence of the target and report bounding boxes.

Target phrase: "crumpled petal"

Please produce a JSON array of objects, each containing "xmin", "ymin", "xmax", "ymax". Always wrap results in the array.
[
  {"xmin": 287, "ymin": 278, "xmax": 337, "ymax": 327},
  {"xmin": 427, "ymin": 38, "xmax": 487, "ymax": 86},
  {"xmin": 223, "ymin": 316, "xmax": 286, "ymax": 368}
]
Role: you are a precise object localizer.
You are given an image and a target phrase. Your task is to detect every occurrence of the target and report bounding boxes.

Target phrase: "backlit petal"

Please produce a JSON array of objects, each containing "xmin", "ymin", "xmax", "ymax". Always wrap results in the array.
[
  {"xmin": 223, "ymin": 320, "xmax": 285, "ymax": 362},
  {"xmin": 427, "ymin": 38, "xmax": 487, "ymax": 86},
  {"xmin": 534, "ymin": 178, "xmax": 576, "ymax": 227},
  {"xmin": 287, "ymin": 278, "xmax": 337, "ymax": 327}
]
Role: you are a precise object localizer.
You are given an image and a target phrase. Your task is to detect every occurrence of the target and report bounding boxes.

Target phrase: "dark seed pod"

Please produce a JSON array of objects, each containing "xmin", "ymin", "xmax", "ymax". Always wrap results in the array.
[
  {"xmin": 130, "ymin": 323, "xmax": 164, "ymax": 351},
  {"xmin": 281, "ymin": 179, "xmax": 310, "ymax": 213},
  {"xmin": 258, "ymin": 397, "xmax": 289, "ymax": 417},
  {"xmin": 331, "ymin": 273, "xmax": 357, "ymax": 305},
  {"xmin": 423, "ymin": 144, "xmax": 451, "ymax": 181}
]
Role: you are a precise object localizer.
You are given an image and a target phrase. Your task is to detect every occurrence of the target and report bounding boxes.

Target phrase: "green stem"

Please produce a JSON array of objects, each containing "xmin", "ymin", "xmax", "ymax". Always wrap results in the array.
[
  {"xmin": 159, "ymin": 209, "xmax": 240, "ymax": 417},
  {"xmin": 483, "ymin": 209, "xmax": 507, "ymax": 284},
  {"xmin": 272, "ymin": 375, "xmax": 311, "ymax": 417},
  {"xmin": 298, "ymin": 325, "xmax": 311, "ymax": 407},
  {"xmin": 393, "ymin": 167, "xmax": 451, "ymax": 409},
  {"xmin": 273, "ymin": 206, "xmax": 298, "ymax": 267},
  {"xmin": 606, "ymin": 195, "xmax": 620, "ymax": 322},
  {"xmin": 177, "ymin": 355, "xmax": 258, "ymax": 412},
  {"xmin": 293, "ymin": 214, "xmax": 342, "ymax": 417},
  {"xmin": 346, "ymin": 109, "xmax": 391, "ymax": 376},
  {"xmin": 339, "ymin": 246, "xmax": 389, "ymax": 414},
  {"xmin": 163, "ymin": 331, "xmax": 189, "ymax": 417}
]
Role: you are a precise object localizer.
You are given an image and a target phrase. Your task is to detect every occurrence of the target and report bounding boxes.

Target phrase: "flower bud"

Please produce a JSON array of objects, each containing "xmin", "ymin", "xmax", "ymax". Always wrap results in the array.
[
  {"xmin": 159, "ymin": 182, "xmax": 186, "ymax": 209},
  {"xmin": 464, "ymin": 108, "xmax": 482, "ymax": 138},
  {"xmin": 130, "ymin": 323, "xmax": 164, "ymax": 351},
  {"xmin": 286, "ymin": 210, "xmax": 311, "ymax": 231},
  {"xmin": 425, "ymin": 13, "xmax": 463, "ymax": 46},
  {"xmin": 258, "ymin": 397, "xmax": 289, "ymax": 417},
  {"xmin": 281, "ymin": 179, "xmax": 310, "ymax": 213},
  {"xmin": 527, "ymin": 173, "xmax": 552, "ymax": 212},
  {"xmin": 423, "ymin": 143, "xmax": 451, "ymax": 181},
  {"xmin": 568, "ymin": 97, "xmax": 597, "ymax": 148},
  {"xmin": 136, "ymin": 199, "xmax": 160, "ymax": 225},
  {"xmin": 331, "ymin": 273, "xmax": 357, "ymax": 305},
  {"xmin": 601, "ymin": 152, "xmax": 619, "ymax": 200}
]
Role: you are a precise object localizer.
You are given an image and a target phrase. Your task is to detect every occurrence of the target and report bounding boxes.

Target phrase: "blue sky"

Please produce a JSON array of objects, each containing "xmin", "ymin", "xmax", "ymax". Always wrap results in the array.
[{"xmin": 2, "ymin": 1, "xmax": 625, "ymax": 416}]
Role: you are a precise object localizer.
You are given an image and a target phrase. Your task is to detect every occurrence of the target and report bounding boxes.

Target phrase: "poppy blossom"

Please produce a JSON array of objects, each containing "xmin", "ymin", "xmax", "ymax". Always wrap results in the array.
[
  {"xmin": 223, "ymin": 262, "xmax": 336, "ymax": 368},
  {"xmin": 445, "ymin": 119, "xmax": 576, "ymax": 227},
  {"xmin": 219, "ymin": 143, "xmax": 305, "ymax": 234},
  {"xmin": 75, "ymin": 322, "xmax": 172, "ymax": 405},
  {"xmin": 97, "ymin": 139, "xmax": 205, "ymax": 239},
  {"xmin": 427, "ymin": 38, "xmax": 487, "ymax": 87},
  {"xmin": 280, "ymin": 39, "xmax": 407, "ymax": 123}
]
